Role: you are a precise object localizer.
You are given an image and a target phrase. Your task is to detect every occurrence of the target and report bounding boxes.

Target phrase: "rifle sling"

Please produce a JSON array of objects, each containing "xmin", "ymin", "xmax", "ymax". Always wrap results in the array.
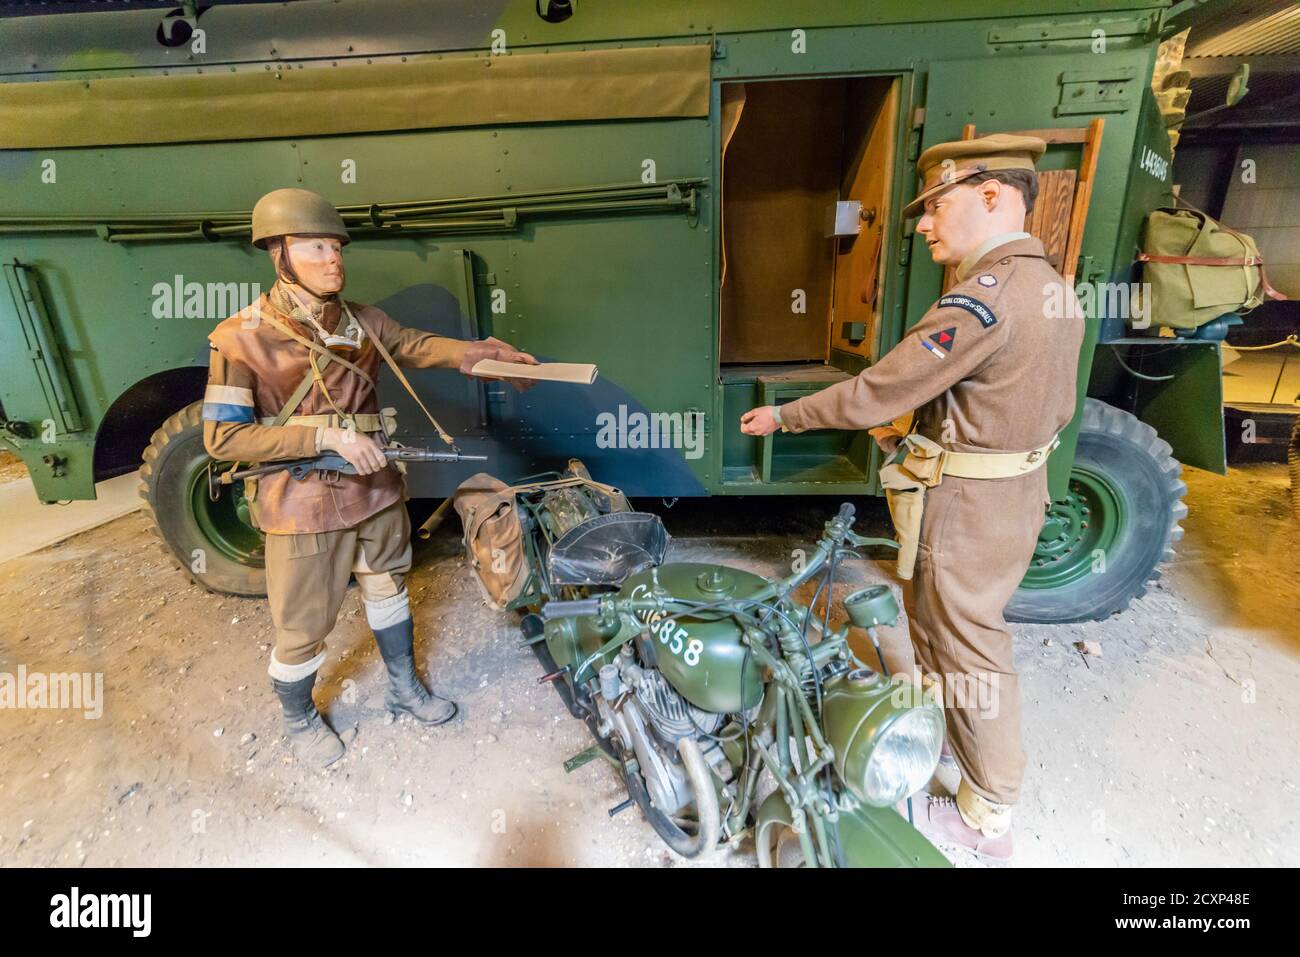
[{"xmin": 349, "ymin": 310, "xmax": 457, "ymax": 449}]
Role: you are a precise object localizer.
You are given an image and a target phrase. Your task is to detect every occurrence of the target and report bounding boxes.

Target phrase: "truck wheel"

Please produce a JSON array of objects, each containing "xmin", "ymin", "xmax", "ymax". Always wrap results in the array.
[
  {"xmin": 1005, "ymin": 399, "xmax": 1186, "ymax": 624},
  {"xmin": 138, "ymin": 401, "xmax": 267, "ymax": 597},
  {"xmin": 1289, "ymin": 418, "xmax": 1299, "ymax": 519}
]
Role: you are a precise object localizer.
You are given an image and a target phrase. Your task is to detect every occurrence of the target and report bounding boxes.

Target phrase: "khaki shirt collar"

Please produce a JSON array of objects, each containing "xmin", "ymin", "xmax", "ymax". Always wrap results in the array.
[{"xmin": 955, "ymin": 231, "xmax": 1032, "ymax": 282}]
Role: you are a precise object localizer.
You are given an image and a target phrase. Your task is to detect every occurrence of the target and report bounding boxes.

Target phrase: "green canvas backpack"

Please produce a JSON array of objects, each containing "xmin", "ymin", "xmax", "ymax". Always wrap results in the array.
[{"xmin": 1137, "ymin": 205, "xmax": 1286, "ymax": 330}]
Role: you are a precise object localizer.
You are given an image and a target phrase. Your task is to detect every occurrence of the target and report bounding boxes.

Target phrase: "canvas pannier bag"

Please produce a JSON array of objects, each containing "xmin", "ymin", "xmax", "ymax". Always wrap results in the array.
[
  {"xmin": 453, "ymin": 473, "xmax": 532, "ymax": 610},
  {"xmin": 452, "ymin": 464, "xmax": 634, "ymax": 610},
  {"xmin": 1137, "ymin": 206, "xmax": 1286, "ymax": 330}
]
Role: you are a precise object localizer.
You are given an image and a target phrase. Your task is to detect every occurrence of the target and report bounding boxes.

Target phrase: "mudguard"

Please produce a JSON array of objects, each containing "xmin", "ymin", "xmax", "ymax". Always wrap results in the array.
[{"xmin": 755, "ymin": 790, "xmax": 950, "ymax": 868}]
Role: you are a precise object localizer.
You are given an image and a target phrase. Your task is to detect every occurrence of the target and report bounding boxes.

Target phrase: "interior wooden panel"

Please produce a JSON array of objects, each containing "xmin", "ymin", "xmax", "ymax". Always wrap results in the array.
[
  {"xmin": 1026, "ymin": 169, "xmax": 1077, "ymax": 274},
  {"xmin": 830, "ymin": 78, "xmax": 899, "ymax": 361},
  {"xmin": 720, "ymin": 76, "xmax": 899, "ymax": 364},
  {"xmin": 718, "ymin": 84, "xmax": 748, "ymax": 294},
  {"xmin": 942, "ymin": 120, "xmax": 1104, "ymax": 290},
  {"xmin": 719, "ymin": 79, "xmax": 845, "ymax": 363}
]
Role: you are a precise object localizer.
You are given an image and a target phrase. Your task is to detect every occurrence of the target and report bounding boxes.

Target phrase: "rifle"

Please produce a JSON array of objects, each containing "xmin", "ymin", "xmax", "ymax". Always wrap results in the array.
[{"xmin": 207, "ymin": 446, "xmax": 486, "ymax": 500}]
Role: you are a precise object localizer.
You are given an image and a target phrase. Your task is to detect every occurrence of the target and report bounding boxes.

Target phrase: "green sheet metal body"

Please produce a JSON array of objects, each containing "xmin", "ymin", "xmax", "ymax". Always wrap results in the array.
[{"xmin": 0, "ymin": 0, "xmax": 1220, "ymax": 504}]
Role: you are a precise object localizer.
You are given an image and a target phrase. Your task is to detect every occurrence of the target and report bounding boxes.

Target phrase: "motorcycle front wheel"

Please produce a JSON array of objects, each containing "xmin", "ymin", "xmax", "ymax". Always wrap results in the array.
[{"xmin": 757, "ymin": 820, "xmax": 810, "ymax": 868}]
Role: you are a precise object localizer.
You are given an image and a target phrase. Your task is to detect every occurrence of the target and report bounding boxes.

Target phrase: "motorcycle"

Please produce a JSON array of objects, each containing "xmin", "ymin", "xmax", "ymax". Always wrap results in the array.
[{"xmin": 458, "ymin": 461, "xmax": 949, "ymax": 867}]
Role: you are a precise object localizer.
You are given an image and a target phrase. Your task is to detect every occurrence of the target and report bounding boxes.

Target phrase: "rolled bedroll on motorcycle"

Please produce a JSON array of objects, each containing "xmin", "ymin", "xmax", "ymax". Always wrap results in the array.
[
  {"xmin": 454, "ymin": 461, "xmax": 949, "ymax": 867},
  {"xmin": 0, "ymin": 0, "xmax": 1256, "ymax": 626}
]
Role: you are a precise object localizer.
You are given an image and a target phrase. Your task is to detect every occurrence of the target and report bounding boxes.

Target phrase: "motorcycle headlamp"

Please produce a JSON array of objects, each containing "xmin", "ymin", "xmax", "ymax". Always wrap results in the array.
[{"xmin": 821, "ymin": 669, "xmax": 944, "ymax": 807}]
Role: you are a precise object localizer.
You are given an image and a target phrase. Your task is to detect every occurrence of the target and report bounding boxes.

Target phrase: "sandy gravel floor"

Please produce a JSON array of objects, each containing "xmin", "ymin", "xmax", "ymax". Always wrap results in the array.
[
  {"xmin": 0, "ymin": 450, "xmax": 27, "ymax": 486},
  {"xmin": 0, "ymin": 462, "xmax": 1296, "ymax": 867}
]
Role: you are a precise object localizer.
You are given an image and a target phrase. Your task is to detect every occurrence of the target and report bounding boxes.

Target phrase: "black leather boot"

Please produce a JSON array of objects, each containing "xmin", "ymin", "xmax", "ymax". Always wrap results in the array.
[
  {"xmin": 271, "ymin": 672, "xmax": 345, "ymax": 768},
  {"xmin": 373, "ymin": 619, "xmax": 457, "ymax": 725}
]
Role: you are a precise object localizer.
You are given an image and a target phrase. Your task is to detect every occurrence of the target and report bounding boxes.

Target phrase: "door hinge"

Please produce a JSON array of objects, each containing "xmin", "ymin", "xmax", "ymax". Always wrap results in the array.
[{"xmin": 907, "ymin": 106, "xmax": 926, "ymax": 162}]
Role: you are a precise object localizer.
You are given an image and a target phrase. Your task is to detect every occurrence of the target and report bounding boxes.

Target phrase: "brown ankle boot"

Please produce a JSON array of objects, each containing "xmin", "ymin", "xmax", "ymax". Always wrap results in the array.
[{"xmin": 924, "ymin": 795, "xmax": 1014, "ymax": 860}]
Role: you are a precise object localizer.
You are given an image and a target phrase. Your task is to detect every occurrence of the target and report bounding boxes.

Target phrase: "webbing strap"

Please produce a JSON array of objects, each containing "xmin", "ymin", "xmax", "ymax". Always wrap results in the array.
[
  {"xmin": 504, "ymin": 475, "xmax": 624, "ymax": 498},
  {"xmin": 349, "ymin": 307, "xmax": 457, "ymax": 449},
  {"xmin": 1137, "ymin": 253, "xmax": 1262, "ymax": 266},
  {"xmin": 263, "ymin": 312, "xmax": 381, "ymax": 437},
  {"xmin": 261, "ymin": 315, "xmax": 377, "ymax": 388},
  {"xmin": 261, "ymin": 412, "xmax": 386, "ymax": 431},
  {"xmin": 272, "ymin": 365, "xmax": 323, "ymax": 428},
  {"xmin": 218, "ymin": 322, "xmax": 330, "ymax": 489},
  {"xmin": 1137, "ymin": 252, "xmax": 1288, "ymax": 302}
]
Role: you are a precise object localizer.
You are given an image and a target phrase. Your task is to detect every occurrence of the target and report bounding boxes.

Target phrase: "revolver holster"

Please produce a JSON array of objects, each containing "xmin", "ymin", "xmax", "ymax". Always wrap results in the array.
[{"xmin": 878, "ymin": 434, "xmax": 946, "ymax": 581}]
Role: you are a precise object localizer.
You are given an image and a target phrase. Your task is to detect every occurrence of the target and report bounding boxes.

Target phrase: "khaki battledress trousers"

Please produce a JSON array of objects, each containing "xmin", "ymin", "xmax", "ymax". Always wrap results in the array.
[
  {"xmin": 263, "ymin": 500, "xmax": 413, "ymax": 679},
  {"xmin": 904, "ymin": 469, "xmax": 1048, "ymax": 806}
]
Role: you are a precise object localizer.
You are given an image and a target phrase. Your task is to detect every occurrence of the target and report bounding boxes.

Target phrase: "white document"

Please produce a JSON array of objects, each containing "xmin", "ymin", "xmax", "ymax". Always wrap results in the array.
[{"xmin": 470, "ymin": 359, "xmax": 598, "ymax": 385}]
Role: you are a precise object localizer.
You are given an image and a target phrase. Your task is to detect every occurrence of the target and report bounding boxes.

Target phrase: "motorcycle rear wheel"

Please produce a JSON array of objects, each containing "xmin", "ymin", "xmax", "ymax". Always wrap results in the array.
[
  {"xmin": 524, "ymin": 627, "xmax": 622, "ymax": 760},
  {"xmin": 621, "ymin": 737, "xmax": 720, "ymax": 860}
]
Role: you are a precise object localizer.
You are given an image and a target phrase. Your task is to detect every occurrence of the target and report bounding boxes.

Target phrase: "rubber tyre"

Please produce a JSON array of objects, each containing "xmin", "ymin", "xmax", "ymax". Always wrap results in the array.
[
  {"xmin": 620, "ymin": 736, "xmax": 719, "ymax": 860},
  {"xmin": 1005, "ymin": 399, "xmax": 1186, "ymax": 624},
  {"xmin": 757, "ymin": 819, "xmax": 810, "ymax": 869},
  {"xmin": 138, "ymin": 401, "xmax": 268, "ymax": 597},
  {"xmin": 1289, "ymin": 418, "xmax": 1299, "ymax": 520}
]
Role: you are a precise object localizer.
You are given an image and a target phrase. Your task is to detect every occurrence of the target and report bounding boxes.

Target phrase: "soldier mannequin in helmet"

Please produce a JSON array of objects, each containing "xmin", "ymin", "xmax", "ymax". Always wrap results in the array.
[
  {"xmin": 204, "ymin": 188, "xmax": 537, "ymax": 768},
  {"xmin": 741, "ymin": 135, "xmax": 1084, "ymax": 859}
]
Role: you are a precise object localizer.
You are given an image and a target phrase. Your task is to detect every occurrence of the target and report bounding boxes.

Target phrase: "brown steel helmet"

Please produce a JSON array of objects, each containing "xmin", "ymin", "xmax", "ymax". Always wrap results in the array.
[{"xmin": 250, "ymin": 188, "xmax": 350, "ymax": 248}]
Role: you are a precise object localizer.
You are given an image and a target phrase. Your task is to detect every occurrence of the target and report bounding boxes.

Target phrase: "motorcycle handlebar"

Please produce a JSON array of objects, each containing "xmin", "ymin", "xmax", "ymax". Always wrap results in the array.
[
  {"xmin": 835, "ymin": 502, "xmax": 855, "ymax": 525},
  {"xmin": 539, "ymin": 598, "xmax": 604, "ymax": 621}
]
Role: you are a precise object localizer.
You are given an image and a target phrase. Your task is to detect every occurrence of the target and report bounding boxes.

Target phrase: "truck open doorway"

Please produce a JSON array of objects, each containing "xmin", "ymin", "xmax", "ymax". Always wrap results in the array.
[{"xmin": 718, "ymin": 75, "xmax": 901, "ymax": 487}]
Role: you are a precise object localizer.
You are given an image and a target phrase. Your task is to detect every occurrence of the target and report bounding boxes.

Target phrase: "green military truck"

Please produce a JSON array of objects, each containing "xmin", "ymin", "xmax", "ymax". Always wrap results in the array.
[{"xmin": 0, "ymin": 1, "xmax": 1232, "ymax": 622}]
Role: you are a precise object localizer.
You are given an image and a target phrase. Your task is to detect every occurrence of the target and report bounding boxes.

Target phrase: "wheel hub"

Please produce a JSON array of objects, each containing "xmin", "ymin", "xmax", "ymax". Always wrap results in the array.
[
  {"xmin": 1021, "ymin": 467, "xmax": 1123, "ymax": 590},
  {"xmin": 188, "ymin": 463, "xmax": 265, "ymax": 567}
]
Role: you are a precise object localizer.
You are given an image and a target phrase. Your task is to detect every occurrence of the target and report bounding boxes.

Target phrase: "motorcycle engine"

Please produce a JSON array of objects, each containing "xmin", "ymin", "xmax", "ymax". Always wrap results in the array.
[
  {"xmin": 623, "ymin": 661, "xmax": 724, "ymax": 746},
  {"xmin": 594, "ymin": 651, "xmax": 727, "ymax": 816}
]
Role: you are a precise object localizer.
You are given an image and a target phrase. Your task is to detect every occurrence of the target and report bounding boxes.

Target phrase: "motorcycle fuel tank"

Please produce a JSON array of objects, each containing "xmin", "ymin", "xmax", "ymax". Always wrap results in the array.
[{"xmin": 619, "ymin": 562, "xmax": 765, "ymax": 714}]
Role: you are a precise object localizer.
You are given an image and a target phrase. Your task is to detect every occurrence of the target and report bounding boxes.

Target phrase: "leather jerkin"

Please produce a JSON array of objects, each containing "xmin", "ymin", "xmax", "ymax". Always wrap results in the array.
[{"xmin": 204, "ymin": 292, "xmax": 469, "ymax": 534}]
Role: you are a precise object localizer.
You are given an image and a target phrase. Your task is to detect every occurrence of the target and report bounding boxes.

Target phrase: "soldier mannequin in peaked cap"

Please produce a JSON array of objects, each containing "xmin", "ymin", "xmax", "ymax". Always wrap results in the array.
[
  {"xmin": 742, "ymin": 134, "xmax": 1084, "ymax": 858},
  {"xmin": 204, "ymin": 188, "xmax": 537, "ymax": 769}
]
